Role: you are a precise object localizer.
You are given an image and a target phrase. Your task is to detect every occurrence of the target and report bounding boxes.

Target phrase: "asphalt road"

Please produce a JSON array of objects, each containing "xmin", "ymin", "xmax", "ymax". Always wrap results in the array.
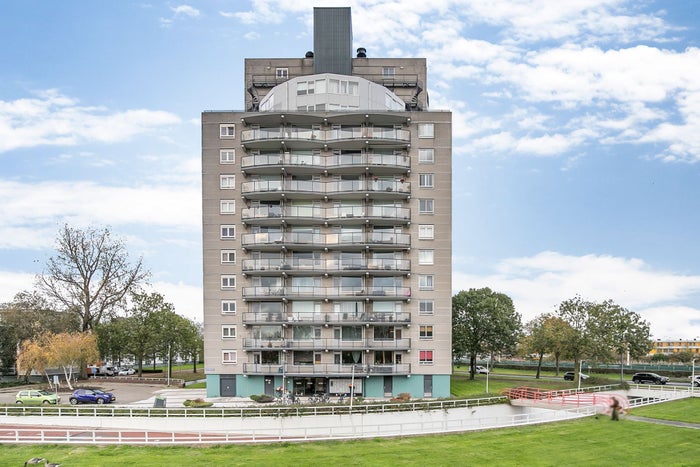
[{"xmin": 0, "ymin": 381, "xmax": 168, "ymax": 406}]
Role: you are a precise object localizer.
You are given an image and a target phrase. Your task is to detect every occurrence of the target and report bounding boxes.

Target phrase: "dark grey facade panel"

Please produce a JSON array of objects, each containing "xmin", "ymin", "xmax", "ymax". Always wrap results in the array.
[{"xmin": 313, "ymin": 7, "xmax": 352, "ymax": 75}]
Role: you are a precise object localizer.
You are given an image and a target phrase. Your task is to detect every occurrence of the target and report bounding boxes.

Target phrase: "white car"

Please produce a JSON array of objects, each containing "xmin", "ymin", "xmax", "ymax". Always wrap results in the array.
[
  {"xmin": 688, "ymin": 375, "xmax": 700, "ymax": 387},
  {"xmin": 475, "ymin": 365, "xmax": 489, "ymax": 374},
  {"xmin": 117, "ymin": 367, "xmax": 135, "ymax": 376}
]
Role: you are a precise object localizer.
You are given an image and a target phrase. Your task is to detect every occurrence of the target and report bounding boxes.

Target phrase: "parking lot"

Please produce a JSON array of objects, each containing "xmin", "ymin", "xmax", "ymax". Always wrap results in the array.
[{"xmin": 0, "ymin": 381, "xmax": 169, "ymax": 406}]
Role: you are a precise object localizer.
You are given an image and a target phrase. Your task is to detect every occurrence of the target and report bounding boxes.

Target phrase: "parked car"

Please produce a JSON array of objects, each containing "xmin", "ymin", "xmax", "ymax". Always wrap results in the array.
[
  {"xmin": 688, "ymin": 375, "xmax": 700, "ymax": 387},
  {"xmin": 563, "ymin": 371, "xmax": 589, "ymax": 381},
  {"xmin": 15, "ymin": 389, "xmax": 60, "ymax": 405},
  {"xmin": 69, "ymin": 388, "xmax": 116, "ymax": 405},
  {"xmin": 632, "ymin": 372, "xmax": 669, "ymax": 385},
  {"xmin": 475, "ymin": 365, "xmax": 489, "ymax": 374},
  {"xmin": 117, "ymin": 367, "xmax": 135, "ymax": 376}
]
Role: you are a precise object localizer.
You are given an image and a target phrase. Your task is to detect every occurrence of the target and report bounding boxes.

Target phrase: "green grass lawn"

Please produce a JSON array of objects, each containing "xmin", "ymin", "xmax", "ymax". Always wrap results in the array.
[
  {"xmin": 3, "ymin": 412, "xmax": 699, "ymax": 466},
  {"xmin": 631, "ymin": 397, "xmax": 700, "ymax": 424}
]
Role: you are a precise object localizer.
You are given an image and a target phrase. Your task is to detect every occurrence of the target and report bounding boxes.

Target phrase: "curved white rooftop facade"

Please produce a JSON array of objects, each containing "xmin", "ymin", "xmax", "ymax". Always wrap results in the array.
[{"xmin": 259, "ymin": 73, "xmax": 406, "ymax": 112}]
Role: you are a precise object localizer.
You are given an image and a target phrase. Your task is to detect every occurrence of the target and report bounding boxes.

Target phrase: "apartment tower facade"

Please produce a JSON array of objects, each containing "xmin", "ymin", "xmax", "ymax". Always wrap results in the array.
[{"xmin": 202, "ymin": 7, "xmax": 452, "ymax": 399}]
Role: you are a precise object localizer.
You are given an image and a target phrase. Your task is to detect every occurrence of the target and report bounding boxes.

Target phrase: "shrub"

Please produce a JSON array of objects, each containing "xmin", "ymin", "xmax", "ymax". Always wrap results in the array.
[
  {"xmin": 183, "ymin": 398, "xmax": 213, "ymax": 408},
  {"xmin": 390, "ymin": 392, "xmax": 411, "ymax": 402},
  {"xmin": 250, "ymin": 394, "xmax": 275, "ymax": 403}
]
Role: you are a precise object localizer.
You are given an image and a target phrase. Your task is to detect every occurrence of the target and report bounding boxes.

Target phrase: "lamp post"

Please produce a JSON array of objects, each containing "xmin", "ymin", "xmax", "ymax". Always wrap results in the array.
[
  {"xmin": 167, "ymin": 343, "xmax": 171, "ymax": 387},
  {"xmin": 349, "ymin": 364, "xmax": 356, "ymax": 412},
  {"xmin": 578, "ymin": 360, "xmax": 585, "ymax": 391},
  {"xmin": 485, "ymin": 359, "xmax": 490, "ymax": 394}
]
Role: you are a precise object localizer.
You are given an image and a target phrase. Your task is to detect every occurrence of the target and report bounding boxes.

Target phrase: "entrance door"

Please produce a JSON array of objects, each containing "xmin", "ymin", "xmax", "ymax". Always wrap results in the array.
[
  {"xmin": 264, "ymin": 376, "xmax": 275, "ymax": 396},
  {"xmin": 424, "ymin": 375, "xmax": 433, "ymax": 397},
  {"xmin": 383, "ymin": 375, "xmax": 393, "ymax": 396},
  {"xmin": 220, "ymin": 376, "xmax": 236, "ymax": 397}
]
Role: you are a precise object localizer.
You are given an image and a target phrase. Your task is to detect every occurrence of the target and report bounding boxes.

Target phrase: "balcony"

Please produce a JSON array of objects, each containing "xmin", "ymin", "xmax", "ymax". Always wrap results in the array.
[
  {"xmin": 241, "ymin": 286, "xmax": 411, "ymax": 301},
  {"xmin": 240, "ymin": 152, "xmax": 325, "ymax": 176},
  {"xmin": 241, "ymin": 127, "xmax": 410, "ymax": 150},
  {"xmin": 241, "ymin": 363, "xmax": 411, "ymax": 376}
]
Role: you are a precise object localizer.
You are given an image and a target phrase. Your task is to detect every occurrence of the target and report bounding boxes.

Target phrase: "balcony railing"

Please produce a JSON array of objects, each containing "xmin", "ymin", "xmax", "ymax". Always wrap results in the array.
[
  {"xmin": 240, "ymin": 180, "xmax": 410, "ymax": 196},
  {"xmin": 241, "ymin": 152, "xmax": 410, "ymax": 171},
  {"xmin": 239, "ymin": 232, "xmax": 410, "ymax": 248},
  {"xmin": 241, "ymin": 286, "xmax": 412, "ymax": 300},
  {"xmin": 241, "ymin": 363, "xmax": 411, "ymax": 375},
  {"xmin": 241, "ymin": 127, "xmax": 411, "ymax": 145},
  {"xmin": 241, "ymin": 312, "xmax": 411, "ymax": 325}
]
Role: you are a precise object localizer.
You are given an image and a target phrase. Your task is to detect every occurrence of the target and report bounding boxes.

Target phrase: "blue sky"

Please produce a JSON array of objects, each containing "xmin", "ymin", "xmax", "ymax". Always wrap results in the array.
[{"xmin": 2, "ymin": 1, "xmax": 699, "ymax": 340}]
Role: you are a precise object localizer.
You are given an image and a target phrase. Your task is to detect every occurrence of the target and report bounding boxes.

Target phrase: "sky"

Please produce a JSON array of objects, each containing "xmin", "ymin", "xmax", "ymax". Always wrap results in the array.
[{"xmin": 1, "ymin": 0, "xmax": 700, "ymax": 341}]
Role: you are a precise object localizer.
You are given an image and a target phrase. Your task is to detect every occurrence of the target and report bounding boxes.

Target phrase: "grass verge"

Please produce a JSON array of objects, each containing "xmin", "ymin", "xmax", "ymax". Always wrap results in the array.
[{"xmin": 2, "ymin": 415, "xmax": 699, "ymax": 466}]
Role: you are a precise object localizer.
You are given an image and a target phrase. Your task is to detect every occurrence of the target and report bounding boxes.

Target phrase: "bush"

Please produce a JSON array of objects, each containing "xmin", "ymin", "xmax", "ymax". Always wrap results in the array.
[
  {"xmin": 183, "ymin": 398, "xmax": 213, "ymax": 408},
  {"xmin": 250, "ymin": 394, "xmax": 275, "ymax": 403},
  {"xmin": 390, "ymin": 392, "xmax": 411, "ymax": 403}
]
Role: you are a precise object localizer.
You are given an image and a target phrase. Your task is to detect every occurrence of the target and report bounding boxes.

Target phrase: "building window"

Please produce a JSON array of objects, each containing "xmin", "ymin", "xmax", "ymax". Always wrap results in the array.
[
  {"xmin": 222, "ymin": 350, "xmax": 237, "ymax": 364},
  {"xmin": 221, "ymin": 275, "xmax": 236, "ymax": 289},
  {"xmin": 419, "ymin": 199, "xmax": 434, "ymax": 214},
  {"xmin": 419, "ymin": 325, "xmax": 433, "ymax": 339},
  {"xmin": 418, "ymin": 225, "xmax": 434, "ymax": 240},
  {"xmin": 220, "ymin": 175, "xmax": 236, "ymax": 189},
  {"xmin": 419, "ymin": 274, "xmax": 434, "ymax": 290},
  {"xmin": 418, "ymin": 149, "xmax": 434, "ymax": 163},
  {"xmin": 220, "ymin": 200, "xmax": 235, "ymax": 214},
  {"xmin": 419, "ymin": 300, "xmax": 434, "ymax": 315},
  {"xmin": 419, "ymin": 174, "xmax": 434, "ymax": 188},
  {"xmin": 220, "ymin": 124, "xmax": 235, "ymax": 138},
  {"xmin": 418, "ymin": 123, "xmax": 434, "ymax": 138},
  {"xmin": 276, "ymin": 68, "xmax": 288, "ymax": 79},
  {"xmin": 220, "ymin": 150, "xmax": 235, "ymax": 164},
  {"xmin": 221, "ymin": 250, "xmax": 236, "ymax": 264},
  {"xmin": 222, "ymin": 326, "xmax": 237, "ymax": 339},
  {"xmin": 419, "ymin": 350, "xmax": 433, "ymax": 365},
  {"xmin": 221, "ymin": 300, "xmax": 236, "ymax": 314},
  {"xmin": 419, "ymin": 250, "xmax": 434, "ymax": 265},
  {"xmin": 221, "ymin": 225, "xmax": 236, "ymax": 239},
  {"xmin": 382, "ymin": 67, "xmax": 395, "ymax": 77}
]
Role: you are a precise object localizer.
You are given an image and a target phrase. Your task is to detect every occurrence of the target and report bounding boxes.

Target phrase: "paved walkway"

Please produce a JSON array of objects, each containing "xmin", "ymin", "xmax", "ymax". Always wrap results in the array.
[{"xmin": 627, "ymin": 415, "xmax": 700, "ymax": 430}]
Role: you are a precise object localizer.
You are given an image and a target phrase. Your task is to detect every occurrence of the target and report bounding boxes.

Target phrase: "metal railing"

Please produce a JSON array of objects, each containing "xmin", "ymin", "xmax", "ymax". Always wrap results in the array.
[{"xmin": 0, "ymin": 394, "xmax": 504, "ymax": 419}]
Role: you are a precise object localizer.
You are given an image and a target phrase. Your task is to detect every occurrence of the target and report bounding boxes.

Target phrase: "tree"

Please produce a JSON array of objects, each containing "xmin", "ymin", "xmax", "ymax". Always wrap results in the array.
[
  {"xmin": 557, "ymin": 296, "xmax": 651, "ymax": 382},
  {"xmin": 0, "ymin": 290, "xmax": 80, "ymax": 373},
  {"xmin": 521, "ymin": 314, "xmax": 571, "ymax": 379},
  {"xmin": 452, "ymin": 288, "xmax": 522, "ymax": 380},
  {"xmin": 46, "ymin": 332, "xmax": 99, "ymax": 389},
  {"xmin": 556, "ymin": 296, "xmax": 594, "ymax": 382},
  {"xmin": 17, "ymin": 334, "xmax": 52, "ymax": 384},
  {"xmin": 179, "ymin": 320, "xmax": 204, "ymax": 373},
  {"xmin": 17, "ymin": 331, "xmax": 98, "ymax": 389},
  {"xmin": 37, "ymin": 224, "xmax": 149, "ymax": 331},
  {"xmin": 123, "ymin": 292, "xmax": 174, "ymax": 377},
  {"xmin": 94, "ymin": 317, "xmax": 131, "ymax": 366}
]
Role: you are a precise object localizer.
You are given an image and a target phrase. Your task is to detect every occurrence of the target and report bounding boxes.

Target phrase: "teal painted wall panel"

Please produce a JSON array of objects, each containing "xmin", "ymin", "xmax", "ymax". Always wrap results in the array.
[{"xmin": 206, "ymin": 374, "xmax": 219, "ymax": 397}]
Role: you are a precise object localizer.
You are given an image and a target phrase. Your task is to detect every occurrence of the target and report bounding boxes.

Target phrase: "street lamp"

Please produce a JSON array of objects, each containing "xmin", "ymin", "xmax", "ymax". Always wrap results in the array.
[
  {"xmin": 349, "ymin": 364, "xmax": 356, "ymax": 412},
  {"xmin": 578, "ymin": 360, "xmax": 585, "ymax": 391},
  {"xmin": 485, "ymin": 360, "xmax": 489, "ymax": 394}
]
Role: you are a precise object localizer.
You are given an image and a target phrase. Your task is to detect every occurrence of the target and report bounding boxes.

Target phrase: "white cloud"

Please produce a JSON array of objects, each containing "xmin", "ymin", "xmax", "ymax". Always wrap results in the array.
[
  {"xmin": 172, "ymin": 5, "xmax": 200, "ymax": 18},
  {"xmin": 149, "ymin": 281, "xmax": 203, "ymax": 323},
  {"xmin": 0, "ymin": 270, "xmax": 37, "ymax": 301},
  {"xmin": 454, "ymin": 251, "xmax": 700, "ymax": 339},
  {"xmin": 0, "ymin": 90, "xmax": 181, "ymax": 153},
  {"xmin": 0, "ymin": 180, "xmax": 201, "ymax": 249},
  {"xmin": 0, "ymin": 271, "xmax": 203, "ymax": 325}
]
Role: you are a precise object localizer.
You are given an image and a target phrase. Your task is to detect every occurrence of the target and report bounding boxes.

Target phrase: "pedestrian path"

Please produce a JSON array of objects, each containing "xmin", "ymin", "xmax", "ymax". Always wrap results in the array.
[{"xmin": 626, "ymin": 415, "xmax": 700, "ymax": 430}]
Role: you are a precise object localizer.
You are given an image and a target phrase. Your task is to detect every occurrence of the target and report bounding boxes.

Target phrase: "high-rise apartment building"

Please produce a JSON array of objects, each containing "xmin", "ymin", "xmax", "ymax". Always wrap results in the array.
[{"xmin": 202, "ymin": 7, "xmax": 452, "ymax": 399}]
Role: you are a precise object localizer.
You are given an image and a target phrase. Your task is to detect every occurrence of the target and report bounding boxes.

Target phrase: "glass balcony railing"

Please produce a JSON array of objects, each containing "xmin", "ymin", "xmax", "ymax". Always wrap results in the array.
[
  {"xmin": 241, "ymin": 363, "xmax": 411, "ymax": 376},
  {"xmin": 242, "ymin": 127, "xmax": 411, "ymax": 144},
  {"xmin": 241, "ymin": 286, "xmax": 412, "ymax": 299}
]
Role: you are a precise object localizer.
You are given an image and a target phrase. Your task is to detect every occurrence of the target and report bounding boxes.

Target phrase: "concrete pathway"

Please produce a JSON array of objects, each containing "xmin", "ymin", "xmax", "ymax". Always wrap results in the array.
[{"xmin": 626, "ymin": 415, "xmax": 700, "ymax": 430}]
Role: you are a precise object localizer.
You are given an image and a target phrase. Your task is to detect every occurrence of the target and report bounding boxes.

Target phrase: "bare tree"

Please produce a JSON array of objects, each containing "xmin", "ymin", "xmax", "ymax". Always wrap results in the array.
[{"xmin": 37, "ymin": 224, "xmax": 149, "ymax": 331}]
